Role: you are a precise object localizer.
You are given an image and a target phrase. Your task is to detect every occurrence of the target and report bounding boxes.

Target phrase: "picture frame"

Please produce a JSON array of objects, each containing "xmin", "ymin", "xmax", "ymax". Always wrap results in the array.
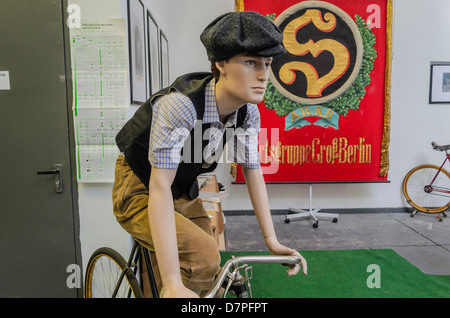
[
  {"xmin": 127, "ymin": 0, "xmax": 147, "ymax": 105},
  {"xmin": 147, "ymin": 10, "xmax": 160, "ymax": 95},
  {"xmin": 160, "ymin": 31, "xmax": 169, "ymax": 89},
  {"xmin": 429, "ymin": 62, "xmax": 450, "ymax": 103}
]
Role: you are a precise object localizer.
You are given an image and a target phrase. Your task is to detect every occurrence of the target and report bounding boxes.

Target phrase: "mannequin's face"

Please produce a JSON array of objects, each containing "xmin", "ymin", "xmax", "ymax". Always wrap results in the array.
[{"xmin": 216, "ymin": 53, "xmax": 272, "ymax": 105}]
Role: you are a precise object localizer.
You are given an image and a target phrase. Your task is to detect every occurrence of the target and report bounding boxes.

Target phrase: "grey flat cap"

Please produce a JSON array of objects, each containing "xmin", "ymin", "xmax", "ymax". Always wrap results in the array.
[{"xmin": 200, "ymin": 11, "xmax": 286, "ymax": 62}]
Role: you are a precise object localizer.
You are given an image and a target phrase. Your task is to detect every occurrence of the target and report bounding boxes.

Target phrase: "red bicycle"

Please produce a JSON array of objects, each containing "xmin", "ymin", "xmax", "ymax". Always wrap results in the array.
[{"xmin": 402, "ymin": 142, "xmax": 450, "ymax": 220}]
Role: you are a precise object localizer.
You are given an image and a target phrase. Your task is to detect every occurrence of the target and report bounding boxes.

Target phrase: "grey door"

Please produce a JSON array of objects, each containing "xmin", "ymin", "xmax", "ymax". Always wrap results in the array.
[{"xmin": 0, "ymin": 0, "xmax": 81, "ymax": 297}]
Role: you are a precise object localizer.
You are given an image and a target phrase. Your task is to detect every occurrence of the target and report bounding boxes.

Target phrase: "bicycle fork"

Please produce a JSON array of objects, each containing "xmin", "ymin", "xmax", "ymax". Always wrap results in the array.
[{"xmin": 222, "ymin": 258, "xmax": 253, "ymax": 298}]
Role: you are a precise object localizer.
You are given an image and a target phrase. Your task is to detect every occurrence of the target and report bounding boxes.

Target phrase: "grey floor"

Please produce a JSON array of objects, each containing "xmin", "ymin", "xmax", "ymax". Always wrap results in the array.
[{"xmin": 223, "ymin": 210, "xmax": 450, "ymax": 275}]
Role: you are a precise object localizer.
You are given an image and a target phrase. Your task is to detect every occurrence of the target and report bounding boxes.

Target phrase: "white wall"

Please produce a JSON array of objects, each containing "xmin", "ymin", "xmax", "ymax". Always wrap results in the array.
[
  {"xmin": 74, "ymin": 0, "xmax": 450, "ymax": 269},
  {"xmin": 70, "ymin": 0, "xmax": 173, "ymax": 270},
  {"xmin": 168, "ymin": 0, "xmax": 234, "ymax": 79}
]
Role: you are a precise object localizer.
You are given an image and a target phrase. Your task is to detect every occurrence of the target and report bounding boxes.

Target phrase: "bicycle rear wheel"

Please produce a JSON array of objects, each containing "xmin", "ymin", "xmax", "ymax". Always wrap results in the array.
[
  {"xmin": 85, "ymin": 247, "xmax": 143, "ymax": 298},
  {"xmin": 402, "ymin": 164, "xmax": 450, "ymax": 213}
]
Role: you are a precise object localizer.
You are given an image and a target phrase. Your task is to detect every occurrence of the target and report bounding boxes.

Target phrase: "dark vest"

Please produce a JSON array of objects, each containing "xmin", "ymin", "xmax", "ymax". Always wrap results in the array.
[{"xmin": 116, "ymin": 72, "xmax": 247, "ymax": 199}]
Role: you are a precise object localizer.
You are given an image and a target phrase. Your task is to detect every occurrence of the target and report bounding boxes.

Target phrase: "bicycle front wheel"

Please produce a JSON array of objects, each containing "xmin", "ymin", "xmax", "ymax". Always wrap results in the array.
[
  {"xmin": 402, "ymin": 164, "xmax": 450, "ymax": 213},
  {"xmin": 85, "ymin": 247, "xmax": 143, "ymax": 298}
]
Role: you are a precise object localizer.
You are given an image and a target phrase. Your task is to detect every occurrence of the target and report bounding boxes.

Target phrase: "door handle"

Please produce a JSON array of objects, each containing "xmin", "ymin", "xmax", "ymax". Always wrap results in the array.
[{"xmin": 37, "ymin": 164, "xmax": 63, "ymax": 193}]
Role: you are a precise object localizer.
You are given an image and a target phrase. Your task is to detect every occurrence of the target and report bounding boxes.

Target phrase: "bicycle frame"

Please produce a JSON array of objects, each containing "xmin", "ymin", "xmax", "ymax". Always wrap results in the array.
[
  {"xmin": 120, "ymin": 240, "xmax": 159, "ymax": 298},
  {"xmin": 428, "ymin": 151, "xmax": 450, "ymax": 195},
  {"xmin": 107, "ymin": 239, "xmax": 303, "ymax": 298}
]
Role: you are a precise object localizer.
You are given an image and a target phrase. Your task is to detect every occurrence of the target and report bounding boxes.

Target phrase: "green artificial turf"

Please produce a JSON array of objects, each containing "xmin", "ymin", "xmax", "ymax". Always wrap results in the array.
[{"xmin": 220, "ymin": 249, "xmax": 450, "ymax": 298}]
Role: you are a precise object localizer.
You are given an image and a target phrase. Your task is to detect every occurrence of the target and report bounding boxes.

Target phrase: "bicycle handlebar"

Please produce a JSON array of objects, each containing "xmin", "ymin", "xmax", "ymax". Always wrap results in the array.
[{"xmin": 203, "ymin": 254, "xmax": 302, "ymax": 298}]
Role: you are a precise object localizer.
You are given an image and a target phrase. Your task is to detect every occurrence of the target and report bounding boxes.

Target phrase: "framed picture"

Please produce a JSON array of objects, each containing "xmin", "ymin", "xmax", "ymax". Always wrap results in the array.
[
  {"xmin": 160, "ymin": 31, "xmax": 169, "ymax": 89},
  {"xmin": 429, "ymin": 62, "xmax": 450, "ymax": 103},
  {"xmin": 147, "ymin": 10, "xmax": 160, "ymax": 95},
  {"xmin": 127, "ymin": 0, "xmax": 147, "ymax": 105}
]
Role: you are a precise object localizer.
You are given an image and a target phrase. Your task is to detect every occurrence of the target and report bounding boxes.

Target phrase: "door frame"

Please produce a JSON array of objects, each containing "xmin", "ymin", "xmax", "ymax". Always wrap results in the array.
[{"xmin": 61, "ymin": 0, "xmax": 83, "ymax": 298}]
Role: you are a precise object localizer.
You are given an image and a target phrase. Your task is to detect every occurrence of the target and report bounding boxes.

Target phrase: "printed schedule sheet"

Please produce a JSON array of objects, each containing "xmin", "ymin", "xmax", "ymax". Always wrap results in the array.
[{"xmin": 70, "ymin": 19, "xmax": 129, "ymax": 182}]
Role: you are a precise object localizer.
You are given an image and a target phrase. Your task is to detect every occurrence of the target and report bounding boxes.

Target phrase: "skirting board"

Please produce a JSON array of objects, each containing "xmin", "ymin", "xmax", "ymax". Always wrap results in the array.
[{"xmin": 224, "ymin": 207, "xmax": 414, "ymax": 216}]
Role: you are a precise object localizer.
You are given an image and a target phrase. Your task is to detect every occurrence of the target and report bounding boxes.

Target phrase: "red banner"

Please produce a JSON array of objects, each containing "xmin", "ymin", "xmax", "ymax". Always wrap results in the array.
[{"xmin": 234, "ymin": 0, "xmax": 392, "ymax": 183}]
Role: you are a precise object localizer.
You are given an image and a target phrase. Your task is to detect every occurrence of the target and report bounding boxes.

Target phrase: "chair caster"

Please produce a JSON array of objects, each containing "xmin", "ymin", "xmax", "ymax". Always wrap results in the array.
[
  {"xmin": 284, "ymin": 218, "xmax": 290, "ymax": 224},
  {"xmin": 333, "ymin": 218, "xmax": 338, "ymax": 223},
  {"xmin": 313, "ymin": 221, "xmax": 318, "ymax": 228}
]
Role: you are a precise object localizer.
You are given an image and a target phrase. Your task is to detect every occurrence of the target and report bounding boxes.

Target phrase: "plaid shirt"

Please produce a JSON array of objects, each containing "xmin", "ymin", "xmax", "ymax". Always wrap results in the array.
[{"xmin": 149, "ymin": 78, "xmax": 260, "ymax": 170}]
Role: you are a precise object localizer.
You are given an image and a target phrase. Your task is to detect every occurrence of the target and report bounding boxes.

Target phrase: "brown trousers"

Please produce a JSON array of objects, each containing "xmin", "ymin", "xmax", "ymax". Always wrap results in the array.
[{"xmin": 112, "ymin": 155, "xmax": 221, "ymax": 293}]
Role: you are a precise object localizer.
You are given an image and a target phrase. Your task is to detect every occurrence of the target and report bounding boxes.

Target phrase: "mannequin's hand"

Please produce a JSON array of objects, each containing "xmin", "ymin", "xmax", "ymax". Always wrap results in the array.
[
  {"xmin": 160, "ymin": 277, "xmax": 200, "ymax": 298},
  {"xmin": 161, "ymin": 285, "xmax": 200, "ymax": 298},
  {"xmin": 264, "ymin": 236, "xmax": 307, "ymax": 276}
]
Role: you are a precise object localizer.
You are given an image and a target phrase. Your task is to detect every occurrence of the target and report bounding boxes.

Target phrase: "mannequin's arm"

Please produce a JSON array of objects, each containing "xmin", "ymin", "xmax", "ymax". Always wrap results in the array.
[
  {"xmin": 148, "ymin": 167, "xmax": 199, "ymax": 297},
  {"xmin": 242, "ymin": 167, "xmax": 307, "ymax": 276}
]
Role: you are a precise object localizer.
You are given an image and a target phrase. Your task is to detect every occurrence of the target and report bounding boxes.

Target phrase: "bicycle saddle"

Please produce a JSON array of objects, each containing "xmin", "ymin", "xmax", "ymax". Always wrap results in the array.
[{"xmin": 431, "ymin": 142, "xmax": 450, "ymax": 151}]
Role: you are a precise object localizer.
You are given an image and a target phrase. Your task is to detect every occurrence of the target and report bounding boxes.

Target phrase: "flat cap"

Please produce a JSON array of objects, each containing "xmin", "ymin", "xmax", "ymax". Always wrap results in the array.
[{"xmin": 200, "ymin": 11, "xmax": 286, "ymax": 62}]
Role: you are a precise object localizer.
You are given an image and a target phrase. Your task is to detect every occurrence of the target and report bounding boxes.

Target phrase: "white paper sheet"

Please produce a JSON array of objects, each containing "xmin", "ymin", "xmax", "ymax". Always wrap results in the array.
[{"xmin": 70, "ymin": 19, "xmax": 129, "ymax": 182}]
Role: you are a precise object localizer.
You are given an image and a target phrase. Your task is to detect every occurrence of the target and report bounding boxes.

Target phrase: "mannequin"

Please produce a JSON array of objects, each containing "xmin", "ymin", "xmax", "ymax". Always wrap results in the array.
[{"xmin": 113, "ymin": 11, "xmax": 307, "ymax": 299}]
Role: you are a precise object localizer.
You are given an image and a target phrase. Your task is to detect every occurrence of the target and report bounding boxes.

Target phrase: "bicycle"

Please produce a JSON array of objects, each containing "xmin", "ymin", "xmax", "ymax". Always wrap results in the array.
[
  {"xmin": 84, "ymin": 239, "xmax": 302, "ymax": 298},
  {"xmin": 402, "ymin": 142, "xmax": 450, "ymax": 220}
]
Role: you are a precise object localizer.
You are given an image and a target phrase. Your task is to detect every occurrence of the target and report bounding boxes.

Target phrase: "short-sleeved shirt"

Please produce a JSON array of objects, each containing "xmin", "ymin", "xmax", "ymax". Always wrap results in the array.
[{"xmin": 148, "ymin": 78, "xmax": 260, "ymax": 170}]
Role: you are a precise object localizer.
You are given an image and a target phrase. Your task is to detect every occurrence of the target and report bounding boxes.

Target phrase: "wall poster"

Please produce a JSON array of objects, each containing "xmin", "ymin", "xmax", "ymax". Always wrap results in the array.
[
  {"xmin": 70, "ymin": 19, "xmax": 129, "ymax": 182},
  {"xmin": 234, "ymin": 0, "xmax": 392, "ymax": 183}
]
